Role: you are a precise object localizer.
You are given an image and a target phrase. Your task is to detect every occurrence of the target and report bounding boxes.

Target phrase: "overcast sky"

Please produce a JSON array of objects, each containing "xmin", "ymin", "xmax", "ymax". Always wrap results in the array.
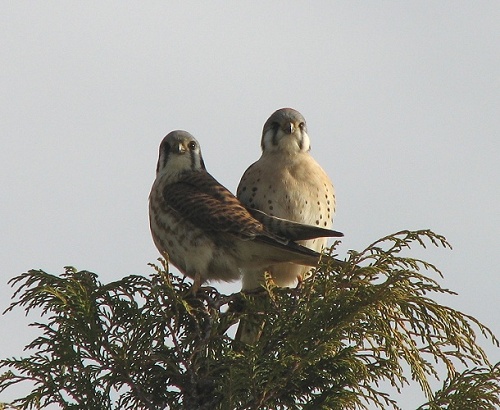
[{"xmin": 1, "ymin": 2, "xmax": 499, "ymax": 408}]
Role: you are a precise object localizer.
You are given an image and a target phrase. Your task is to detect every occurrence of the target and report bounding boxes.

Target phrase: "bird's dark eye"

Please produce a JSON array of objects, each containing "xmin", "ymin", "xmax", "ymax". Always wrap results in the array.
[
  {"xmin": 299, "ymin": 122, "xmax": 305, "ymax": 130},
  {"xmin": 188, "ymin": 141, "xmax": 197, "ymax": 150}
]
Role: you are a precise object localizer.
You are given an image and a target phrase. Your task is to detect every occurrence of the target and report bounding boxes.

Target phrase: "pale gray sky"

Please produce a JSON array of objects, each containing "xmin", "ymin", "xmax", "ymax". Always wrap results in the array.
[{"xmin": 1, "ymin": 2, "xmax": 499, "ymax": 408}]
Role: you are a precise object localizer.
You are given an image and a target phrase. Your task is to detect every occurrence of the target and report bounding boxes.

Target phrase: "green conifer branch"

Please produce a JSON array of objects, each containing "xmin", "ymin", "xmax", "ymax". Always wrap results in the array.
[{"xmin": 0, "ymin": 230, "xmax": 498, "ymax": 409}]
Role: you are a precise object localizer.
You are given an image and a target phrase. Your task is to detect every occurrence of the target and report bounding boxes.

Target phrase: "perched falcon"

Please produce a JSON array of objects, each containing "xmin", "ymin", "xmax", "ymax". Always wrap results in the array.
[
  {"xmin": 149, "ymin": 130, "xmax": 343, "ymax": 292},
  {"xmin": 237, "ymin": 108, "xmax": 338, "ymax": 290}
]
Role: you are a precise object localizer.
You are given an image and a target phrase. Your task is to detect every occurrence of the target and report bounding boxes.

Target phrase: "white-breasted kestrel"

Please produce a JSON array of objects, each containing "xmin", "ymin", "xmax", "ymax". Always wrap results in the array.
[{"xmin": 237, "ymin": 108, "xmax": 339, "ymax": 290}]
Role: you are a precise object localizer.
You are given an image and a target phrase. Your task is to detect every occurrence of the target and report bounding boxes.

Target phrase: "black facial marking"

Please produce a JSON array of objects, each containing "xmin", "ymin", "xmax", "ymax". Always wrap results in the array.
[
  {"xmin": 271, "ymin": 122, "xmax": 280, "ymax": 146},
  {"xmin": 157, "ymin": 140, "xmax": 171, "ymax": 172},
  {"xmin": 187, "ymin": 140, "xmax": 206, "ymax": 171},
  {"xmin": 199, "ymin": 154, "xmax": 206, "ymax": 170},
  {"xmin": 189, "ymin": 151, "xmax": 195, "ymax": 169}
]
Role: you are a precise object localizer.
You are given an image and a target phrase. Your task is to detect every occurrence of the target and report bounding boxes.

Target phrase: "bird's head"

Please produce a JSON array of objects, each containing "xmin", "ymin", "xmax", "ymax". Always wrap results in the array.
[
  {"xmin": 261, "ymin": 108, "xmax": 311, "ymax": 154},
  {"xmin": 155, "ymin": 130, "xmax": 206, "ymax": 179}
]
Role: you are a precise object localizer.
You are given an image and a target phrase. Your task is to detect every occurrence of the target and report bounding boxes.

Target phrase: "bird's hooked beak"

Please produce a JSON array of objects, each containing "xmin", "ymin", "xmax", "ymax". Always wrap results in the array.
[
  {"xmin": 172, "ymin": 142, "xmax": 187, "ymax": 154},
  {"xmin": 282, "ymin": 121, "xmax": 295, "ymax": 135}
]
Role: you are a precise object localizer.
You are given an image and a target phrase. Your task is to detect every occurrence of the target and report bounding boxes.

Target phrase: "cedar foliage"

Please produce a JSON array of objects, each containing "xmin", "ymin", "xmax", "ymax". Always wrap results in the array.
[{"xmin": 1, "ymin": 230, "xmax": 499, "ymax": 409}]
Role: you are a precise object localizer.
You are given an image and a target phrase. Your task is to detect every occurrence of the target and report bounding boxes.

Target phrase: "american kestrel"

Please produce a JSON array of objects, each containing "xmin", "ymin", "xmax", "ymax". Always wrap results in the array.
[
  {"xmin": 149, "ymin": 130, "xmax": 343, "ymax": 292},
  {"xmin": 237, "ymin": 108, "xmax": 338, "ymax": 290}
]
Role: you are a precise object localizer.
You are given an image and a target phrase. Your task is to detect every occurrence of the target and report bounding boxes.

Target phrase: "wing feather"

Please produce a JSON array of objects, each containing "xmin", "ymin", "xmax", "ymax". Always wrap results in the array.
[{"xmin": 162, "ymin": 172, "xmax": 283, "ymax": 242}]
